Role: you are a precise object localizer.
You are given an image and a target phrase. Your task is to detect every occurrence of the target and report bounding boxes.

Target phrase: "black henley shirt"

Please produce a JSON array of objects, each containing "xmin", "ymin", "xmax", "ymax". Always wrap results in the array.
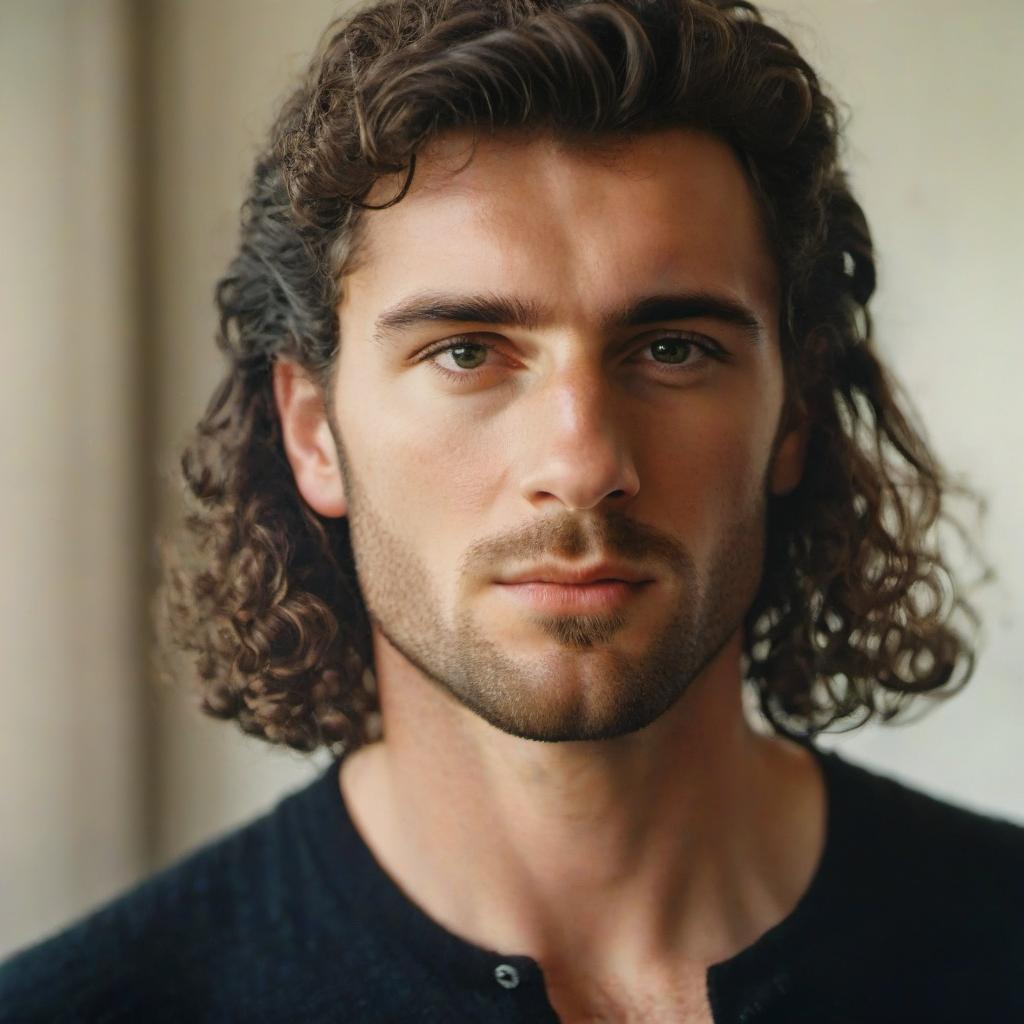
[{"xmin": 2, "ymin": 741, "xmax": 1023, "ymax": 1022}]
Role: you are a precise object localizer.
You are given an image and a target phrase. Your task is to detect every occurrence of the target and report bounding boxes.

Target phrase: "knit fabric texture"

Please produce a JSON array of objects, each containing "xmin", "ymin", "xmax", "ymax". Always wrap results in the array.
[{"xmin": 3, "ymin": 742, "xmax": 1023, "ymax": 1023}]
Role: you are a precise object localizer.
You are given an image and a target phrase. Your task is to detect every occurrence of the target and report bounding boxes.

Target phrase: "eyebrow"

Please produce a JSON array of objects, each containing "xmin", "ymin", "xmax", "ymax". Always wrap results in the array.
[{"xmin": 370, "ymin": 289, "xmax": 766, "ymax": 348}]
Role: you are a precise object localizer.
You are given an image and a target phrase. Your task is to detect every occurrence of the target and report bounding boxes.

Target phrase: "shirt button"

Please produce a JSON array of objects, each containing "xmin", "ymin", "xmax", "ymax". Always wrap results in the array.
[{"xmin": 494, "ymin": 963, "xmax": 520, "ymax": 990}]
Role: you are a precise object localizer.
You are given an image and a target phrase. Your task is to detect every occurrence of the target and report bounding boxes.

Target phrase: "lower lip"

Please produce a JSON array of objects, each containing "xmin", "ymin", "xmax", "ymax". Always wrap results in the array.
[{"xmin": 496, "ymin": 580, "xmax": 650, "ymax": 612}]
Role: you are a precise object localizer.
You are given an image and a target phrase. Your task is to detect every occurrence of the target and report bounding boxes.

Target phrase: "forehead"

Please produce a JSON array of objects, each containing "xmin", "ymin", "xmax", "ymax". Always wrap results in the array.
[{"xmin": 342, "ymin": 128, "xmax": 778, "ymax": 327}]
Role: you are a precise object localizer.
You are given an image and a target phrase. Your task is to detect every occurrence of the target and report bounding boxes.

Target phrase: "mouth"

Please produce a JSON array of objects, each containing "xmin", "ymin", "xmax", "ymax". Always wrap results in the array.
[{"xmin": 495, "ymin": 579, "xmax": 651, "ymax": 613}]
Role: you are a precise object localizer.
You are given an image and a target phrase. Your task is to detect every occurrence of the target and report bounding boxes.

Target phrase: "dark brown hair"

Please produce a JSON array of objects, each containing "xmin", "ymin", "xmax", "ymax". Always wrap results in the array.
[{"xmin": 155, "ymin": 0, "xmax": 990, "ymax": 755}]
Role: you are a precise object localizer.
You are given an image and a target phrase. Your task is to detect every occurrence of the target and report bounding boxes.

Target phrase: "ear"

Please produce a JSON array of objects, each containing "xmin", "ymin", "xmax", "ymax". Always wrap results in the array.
[
  {"xmin": 769, "ymin": 406, "xmax": 810, "ymax": 497},
  {"xmin": 272, "ymin": 358, "xmax": 348, "ymax": 518}
]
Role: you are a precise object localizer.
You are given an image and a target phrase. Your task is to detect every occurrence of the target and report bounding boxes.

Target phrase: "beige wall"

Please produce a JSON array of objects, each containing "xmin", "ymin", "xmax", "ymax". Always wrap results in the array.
[
  {"xmin": 1, "ymin": 0, "xmax": 147, "ymax": 960},
  {"xmin": 2, "ymin": 0, "xmax": 1021, "ymax": 959}
]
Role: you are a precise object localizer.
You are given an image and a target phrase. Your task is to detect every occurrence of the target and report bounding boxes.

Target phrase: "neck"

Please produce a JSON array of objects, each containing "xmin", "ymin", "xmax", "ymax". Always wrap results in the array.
[{"xmin": 339, "ymin": 630, "xmax": 825, "ymax": 986}]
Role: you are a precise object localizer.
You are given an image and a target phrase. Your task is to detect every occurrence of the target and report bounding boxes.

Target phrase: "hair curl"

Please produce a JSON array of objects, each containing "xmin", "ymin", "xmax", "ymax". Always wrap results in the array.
[{"xmin": 155, "ymin": 0, "xmax": 991, "ymax": 756}]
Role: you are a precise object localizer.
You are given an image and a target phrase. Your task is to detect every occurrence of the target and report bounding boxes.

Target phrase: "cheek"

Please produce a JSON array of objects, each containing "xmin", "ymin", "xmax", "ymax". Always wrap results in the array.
[
  {"xmin": 647, "ymin": 407, "xmax": 774, "ymax": 548},
  {"xmin": 342, "ymin": 377, "xmax": 501, "ymax": 534}
]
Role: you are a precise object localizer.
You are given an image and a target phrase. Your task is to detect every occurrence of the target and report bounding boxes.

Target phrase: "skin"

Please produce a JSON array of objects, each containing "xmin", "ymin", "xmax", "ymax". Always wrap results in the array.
[{"xmin": 273, "ymin": 128, "xmax": 826, "ymax": 1018}]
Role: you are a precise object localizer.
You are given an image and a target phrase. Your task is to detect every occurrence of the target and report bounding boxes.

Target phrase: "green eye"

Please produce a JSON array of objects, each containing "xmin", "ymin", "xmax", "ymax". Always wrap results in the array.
[
  {"xmin": 420, "ymin": 334, "xmax": 725, "ymax": 384},
  {"xmin": 650, "ymin": 338, "xmax": 695, "ymax": 364}
]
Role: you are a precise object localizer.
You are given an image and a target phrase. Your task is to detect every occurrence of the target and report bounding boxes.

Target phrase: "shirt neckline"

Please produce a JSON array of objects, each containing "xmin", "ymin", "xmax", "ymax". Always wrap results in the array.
[{"xmin": 299, "ymin": 736, "xmax": 849, "ymax": 997}]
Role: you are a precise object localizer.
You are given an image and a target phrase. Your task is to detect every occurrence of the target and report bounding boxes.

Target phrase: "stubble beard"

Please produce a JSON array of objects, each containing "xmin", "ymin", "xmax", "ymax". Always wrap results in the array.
[{"xmin": 340, "ymin": 464, "xmax": 764, "ymax": 744}]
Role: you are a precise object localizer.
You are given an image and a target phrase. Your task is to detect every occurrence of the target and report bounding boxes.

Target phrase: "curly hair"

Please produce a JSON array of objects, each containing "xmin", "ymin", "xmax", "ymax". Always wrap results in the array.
[{"xmin": 155, "ymin": 0, "xmax": 990, "ymax": 756}]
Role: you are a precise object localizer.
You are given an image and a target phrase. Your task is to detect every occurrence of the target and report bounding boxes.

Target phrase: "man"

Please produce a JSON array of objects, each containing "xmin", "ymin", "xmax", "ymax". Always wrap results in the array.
[{"xmin": 2, "ymin": 1, "xmax": 1021, "ymax": 1021}]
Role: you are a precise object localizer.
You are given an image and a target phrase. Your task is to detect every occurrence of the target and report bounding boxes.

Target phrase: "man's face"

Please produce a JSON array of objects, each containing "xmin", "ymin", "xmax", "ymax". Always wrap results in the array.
[{"xmin": 294, "ymin": 128, "xmax": 804, "ymax": 743}]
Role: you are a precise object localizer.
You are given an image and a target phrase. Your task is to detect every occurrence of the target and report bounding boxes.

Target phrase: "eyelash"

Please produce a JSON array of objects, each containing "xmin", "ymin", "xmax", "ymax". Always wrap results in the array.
[{"xmin": 419, "ymin": 334, "xmax": 727, "ymax": 384}]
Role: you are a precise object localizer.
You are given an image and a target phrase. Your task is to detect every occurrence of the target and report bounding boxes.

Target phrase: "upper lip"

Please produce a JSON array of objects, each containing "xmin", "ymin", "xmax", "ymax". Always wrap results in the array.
[{"xmin": 498, "ymin": 562, "xmax": 651, "ymax": 585}]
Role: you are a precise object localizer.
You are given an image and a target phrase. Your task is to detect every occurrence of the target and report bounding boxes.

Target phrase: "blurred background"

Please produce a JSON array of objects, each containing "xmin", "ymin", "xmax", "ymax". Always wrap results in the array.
[{"xmin": 1, "ymin": 0, "xmax": 1022, "ymax": 959}]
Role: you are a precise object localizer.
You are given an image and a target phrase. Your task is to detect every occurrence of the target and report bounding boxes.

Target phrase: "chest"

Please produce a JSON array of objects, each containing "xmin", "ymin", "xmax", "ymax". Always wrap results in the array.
[{"xmin": 544, "ymin": 968, "xmax": 715, "ymax": 1024}]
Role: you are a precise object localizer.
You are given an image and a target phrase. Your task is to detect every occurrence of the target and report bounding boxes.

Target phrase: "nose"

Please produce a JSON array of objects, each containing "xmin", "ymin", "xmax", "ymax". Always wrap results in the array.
[{"xmin": 516, "ymin": 367, "xmax": 640, "ymax": 513}]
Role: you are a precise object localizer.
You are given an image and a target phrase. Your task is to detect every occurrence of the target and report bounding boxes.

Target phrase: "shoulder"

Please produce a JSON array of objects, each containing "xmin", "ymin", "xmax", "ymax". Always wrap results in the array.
[
  {"xmin": 0, "ymin": 819, "xmax": 258, "ymax": 1022},
  {"xmin": 0, "ymin": 773, "xmax": 335, "ymax": 1023},
  {"xmin": 824, "ymin": 748, "xmax": 1024, "ymax": 872},
  {"xmin": 819, "ymin": 748, "xmax": 1024, "ymax": 1013}
]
